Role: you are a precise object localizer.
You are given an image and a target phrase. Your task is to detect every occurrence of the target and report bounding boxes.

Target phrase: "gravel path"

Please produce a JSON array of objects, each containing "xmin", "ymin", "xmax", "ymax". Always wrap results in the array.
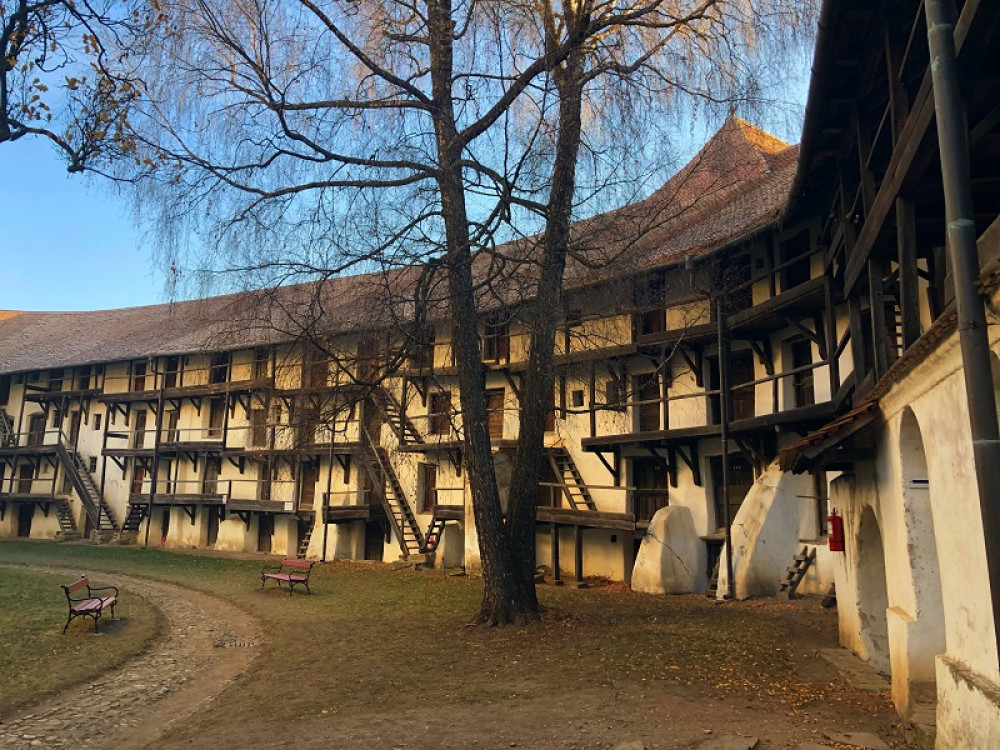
[{"xmin": 0, "ymin": 566, "xmax": 261, "ymax": 750}]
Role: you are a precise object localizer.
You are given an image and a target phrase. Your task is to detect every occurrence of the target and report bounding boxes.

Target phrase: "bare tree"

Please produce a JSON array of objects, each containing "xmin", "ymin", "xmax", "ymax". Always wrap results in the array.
[
  {"xmin": 1, "ymin": 0, "xmax": 148, "ymax": 171},
  {"xmin": 118, "ymin": 0, "xmax": 816, "ymax": 624}
]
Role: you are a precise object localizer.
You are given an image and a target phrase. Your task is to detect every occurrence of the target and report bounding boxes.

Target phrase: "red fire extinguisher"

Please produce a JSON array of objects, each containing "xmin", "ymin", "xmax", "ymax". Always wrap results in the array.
[{"xmin": 828, "ymin": 509, "xmax": 845, "ymax": 552}]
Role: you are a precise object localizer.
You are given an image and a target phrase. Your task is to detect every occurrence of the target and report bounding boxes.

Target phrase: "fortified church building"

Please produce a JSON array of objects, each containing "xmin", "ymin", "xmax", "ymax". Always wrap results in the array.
[{"xmin": 2, "ymin": 0, "xmax": 1000, "ymax": 744}]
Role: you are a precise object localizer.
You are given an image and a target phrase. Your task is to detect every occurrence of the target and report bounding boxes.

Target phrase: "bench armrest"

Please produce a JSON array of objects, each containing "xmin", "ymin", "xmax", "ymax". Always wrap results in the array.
[
  {"xmin": 88, "ymin": 584, "xmax": 119, "ymax": 597},
  {"xmin": 260, "ymin": 565, "xmax": 282, "ymax": 574}
]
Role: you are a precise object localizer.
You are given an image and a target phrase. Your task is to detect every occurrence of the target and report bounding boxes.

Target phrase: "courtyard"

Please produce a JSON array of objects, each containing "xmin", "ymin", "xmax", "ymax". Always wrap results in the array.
[{"xmin": 0, "ymin": 540, "xmax": 910, "ymax": 749}]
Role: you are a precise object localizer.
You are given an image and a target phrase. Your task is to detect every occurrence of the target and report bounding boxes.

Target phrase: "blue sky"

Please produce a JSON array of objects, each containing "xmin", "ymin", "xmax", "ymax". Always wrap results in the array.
[
  {"xmin": 0, "ymin": 52, "xmax": 812, "ymax": 314},
  {"xmin": 0, "ymin": 139, "xmax": 165, "ymax": 312}
]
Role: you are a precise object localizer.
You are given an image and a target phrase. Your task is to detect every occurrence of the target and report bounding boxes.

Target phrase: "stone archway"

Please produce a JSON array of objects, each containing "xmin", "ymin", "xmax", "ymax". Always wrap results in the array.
[
  {"xmin": 857, "ymin": 506, "xmax": 890, "ymax": 675},
  {"xmin": 898, "ymin": 407, "xmax": 946, "ymax": 704}
]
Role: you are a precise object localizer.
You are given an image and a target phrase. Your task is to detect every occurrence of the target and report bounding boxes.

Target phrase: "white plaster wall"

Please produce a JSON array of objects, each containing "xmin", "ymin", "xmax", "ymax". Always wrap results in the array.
[
  {"xmin": 717, "ymin": 462, "xmax": 816, "ymax": 600},
  {"xmin": 631, "ymin": 506, "xmax": 706, "ymax": 594},
  {"xmin": 535, "ymin": 526, "xmax": 627, "ymax": 580}
]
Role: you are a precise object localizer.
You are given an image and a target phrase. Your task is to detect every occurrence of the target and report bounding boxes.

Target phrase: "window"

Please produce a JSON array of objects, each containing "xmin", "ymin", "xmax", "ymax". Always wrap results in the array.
[
  {"xmin": 51, "ymin": 407, "xmax": 62, "ymax": 428},
  {"xmin": 482, "ymin": 312, "xmax": 510, "ymax": 364},
  {"xmin": 210, "ymin": 353, "xmax": 230, "ymax": 384},
  {"xmin": 49, "ymin": 368, "xmax": 64, "ymax": 393},
  {"xmin": 429, "ymin": 392, "xmax": 452, "ymax": 436},
  {"xmin": 419, "ymin": 463, "xmax": 437, "ymax": 512},
  {"xmin": 88, "ymin": 456, "xmax": 98, "ymax": 473},
  {"xmin": 93, "ymin": 412, "xmax": 102, "ymax": 432},
  {"xmin": 571, "ymin": 390, "xmax": 585, "ymax": 408},
  {"xmin": 605, "ymin": 379, "xmax": 625, "ymax": 412}
]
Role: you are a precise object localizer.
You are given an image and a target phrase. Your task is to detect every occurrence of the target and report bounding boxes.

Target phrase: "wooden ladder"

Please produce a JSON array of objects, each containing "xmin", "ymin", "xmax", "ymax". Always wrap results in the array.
[
  {"xmin": 297, "ymin": 518, "xmax": 314, "ymax": 560},
  {"xmin": 779, "ymin": 545, "xmax": 816, "ymax": 599},
  {"xmin": 706, "ymin": 556, "xmax": 721, "ymax": 598}
]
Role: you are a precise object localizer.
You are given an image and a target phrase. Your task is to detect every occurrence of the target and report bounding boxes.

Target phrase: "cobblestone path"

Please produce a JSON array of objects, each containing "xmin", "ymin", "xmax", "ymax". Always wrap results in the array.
[{"xmin": 0, "ymin": 567, "xmax": 261, "ymax": 750}]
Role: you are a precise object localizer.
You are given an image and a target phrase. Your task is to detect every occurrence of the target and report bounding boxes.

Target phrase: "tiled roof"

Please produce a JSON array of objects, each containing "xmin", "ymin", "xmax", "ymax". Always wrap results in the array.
[{"xmin": 0, "ymin": 118, "xmax": 796, "ymax": 376}]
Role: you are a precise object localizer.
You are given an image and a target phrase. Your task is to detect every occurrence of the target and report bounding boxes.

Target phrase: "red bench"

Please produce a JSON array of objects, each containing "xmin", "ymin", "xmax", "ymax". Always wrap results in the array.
[
  {"xmin": 61, "ymin": 576, "xmax": 118, "ymax": 634},
  {"xmin": 260, "ymin": 559, "xmax": 314, "ymax": 595}
]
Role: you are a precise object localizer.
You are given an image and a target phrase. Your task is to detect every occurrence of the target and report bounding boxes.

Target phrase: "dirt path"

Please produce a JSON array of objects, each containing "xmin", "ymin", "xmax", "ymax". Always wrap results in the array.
[{"xmin": 0, "ymin": 565, "xmax": 261, "ymax": 750}]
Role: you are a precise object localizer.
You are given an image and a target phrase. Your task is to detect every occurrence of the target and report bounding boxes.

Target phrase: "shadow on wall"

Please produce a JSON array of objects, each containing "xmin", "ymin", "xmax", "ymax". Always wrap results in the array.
[{"xmin": 857, "ymin": 505, "xmax": 890, "ymax": 676}]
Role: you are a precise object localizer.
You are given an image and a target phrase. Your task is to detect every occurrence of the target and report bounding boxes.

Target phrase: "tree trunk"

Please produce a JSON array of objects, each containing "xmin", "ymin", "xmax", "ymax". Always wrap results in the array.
[
  {"xmin": 506, "ymin": 50, "xmax": 586, "ymax": 599},
  {"xmin": 427, "ymin": 0, "xmax": 536, "ymax": 625}
]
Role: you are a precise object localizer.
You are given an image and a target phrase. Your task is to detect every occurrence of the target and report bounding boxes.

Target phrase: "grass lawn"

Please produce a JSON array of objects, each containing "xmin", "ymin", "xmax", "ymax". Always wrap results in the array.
[
  {"xmin": 0, "ymin": 564, "xmax": 160, "ymax": 716},
  {"xmin": 0, "ymin": 540, "xmax": 898, "ymax": 748}
]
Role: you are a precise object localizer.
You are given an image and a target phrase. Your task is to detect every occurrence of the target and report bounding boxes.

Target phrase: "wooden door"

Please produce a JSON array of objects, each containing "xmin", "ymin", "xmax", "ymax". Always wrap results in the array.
[
  {"xmin": 69, "ymin": 411, "xmax": 82, "ymax": 444},
  {"xmin": 27, "ymin": 413, "xmax": 45, "ymax": 446},
  {"xmin": 133, "ymin": 411, "xmax": 147, "ymax": 448},
  {"xmin": 17, "ymin": 464, "xmax": 33, "ymax": 494},
  {"xmin": 730, "ymin": 353, "xmax": 756, "ymax": 421},
  {"xmin": 131, "ymin": 362, "xmax": 146, "ymax": 392},
  {"xmin": 164, "ymin": 410, "xmax": 179, "ymax": 443},
  {"xmin": 208, "ymin": 399, "xmax": 225, "ymax": 439},
  {"xmin": 635, "ymin": 374, "xmax": 660, "ymax": 432},
  {"xmin": 486, "ymin": 389, "xmax": 504, "ymax": 439},
  {"xmin": 364, "ymin": 519, "xmax": 386, "ymax": 560},
  {"xmin": 300, "ymin": 463, "xmax": 318, "ymax": 510},
  {"xmin": 791, "ymin": 339, "xmax": 815, "ymax": 407},
  {"xmin": 257, "ymin": 514, "xmax": 273, "ymax": 553},
  {"xmin": 711, "ymin": 455, "xmax": 755, "ymax": 531},
  {"xmin": 420, "ymin": 463, "xmax": 437, "ymax": 512},
  {"xmin": 633, "ymin": 457, "xmax": 668, "ymax": 522},
  {"xmin": 130, "ymin": 466, "xmax": 145, "ymax": 496},
  {"xmin": 207, "ymin": 507, "xmax": 220, "ymax": 547},
  {"xmin": 164, "ymin": 356, "xmax": 180, "ymax": 389},
  {"xmin": 17, "ymin": 504, "xmax": 33, "ymax": 537},
  {"xmin": 202, "ymin": 458, "xmax": 221, "ymax": 495},
  {"xmin": 250, "ymin": 408, "xmax": 267, "ymax": 447}
]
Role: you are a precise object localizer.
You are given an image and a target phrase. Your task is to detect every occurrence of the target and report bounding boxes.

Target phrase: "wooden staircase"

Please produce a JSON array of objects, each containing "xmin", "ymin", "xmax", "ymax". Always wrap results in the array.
[
  {"xmin": 0, "ymin": 411, "xmax": 14, "ymax": 447},
  {"xmin": 373, "ymin": 388, "xmax": 423, "ymax": 445},
  {"xmin": 420, "ymin": 516, "xmax": 447, "ymax": 554},
  {"xmin": 56, "ymin": 440, "xmax": 118, "ymax": 531},
  {"xmin": 779, "ymin": 545, "xmax": 816, "ymax": 599},
  {"xmin": 121, "ymin": 503, "xmax": 147, "ymax": 532},
  {"xmin": 359, "ymin": 430, "xmax": 424, "ymax": 558},
  {"xmin": 547, "ymin": 447, "xmax": 597, "ymax": 510},
  {"xmin": 54, "ymin": 499, "xmax": 82, "ymax": 540}
]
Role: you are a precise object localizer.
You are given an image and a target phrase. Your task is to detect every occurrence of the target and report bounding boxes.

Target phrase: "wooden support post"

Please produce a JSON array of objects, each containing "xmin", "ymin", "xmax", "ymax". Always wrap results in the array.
[
  {"xmin": 623, "ymin": 532, "xmax": 635, "ymax": 587},
  {"xmin": 825, "ymin": 279, "xmax": 840, "ymax": 397},
  {"xmin": 588, "ymin": 362, "xmax": 597, "ymax": 439},
  {"xmin": 551, "ymin": 523, "xmax": 562, "ymax": 586},
  {"xmin": 571, "ymin": 524, "xmax": 587, "ymax": 588},
  {"xmin": 896, "ymin": 197, "xmax": 921, "ymax": 350},
  {"xmin": 848, "ymin": 296, "xmax": 868, "ymax": 388}
]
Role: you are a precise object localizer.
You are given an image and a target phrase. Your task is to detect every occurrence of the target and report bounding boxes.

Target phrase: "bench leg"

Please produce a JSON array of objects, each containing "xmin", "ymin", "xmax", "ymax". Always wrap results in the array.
[
  {"xmin": 62, "ymin": 613, "xmax": 73, "ymax": 635},
  {"xmin": 92, "ymin": 612, "xmax": 101, "ymax": 634}
]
